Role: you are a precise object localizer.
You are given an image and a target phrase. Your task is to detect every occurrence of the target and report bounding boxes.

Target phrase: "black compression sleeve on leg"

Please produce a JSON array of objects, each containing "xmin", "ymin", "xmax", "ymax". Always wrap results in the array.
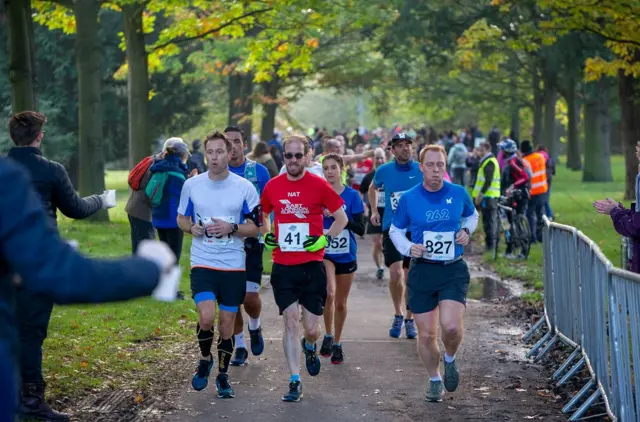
[
  {"xmin": 196, "ymin": 323, "xmax": 215, "ymax": 358},
  {"xmin": 217, "ymin": 336, "xmax": 235, "ymax": 373}
]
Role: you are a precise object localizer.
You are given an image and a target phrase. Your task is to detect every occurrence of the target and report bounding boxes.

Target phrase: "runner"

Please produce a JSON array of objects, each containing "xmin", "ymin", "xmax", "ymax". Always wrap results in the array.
[
  {"xmin": 352, "ymin": 142, "xmax": 373, "ymax": 191},
  {"xmin": 318, "ymin": 154, "xmax": 366, "ymax": 364},
  {"xmin": 224, "ymin": 126, "xmax": 270, "ymax": 366},
  {"xmin": 389, "ymin": 144, "xmax": 478, "ymax": 402},
  {"xmin": 279, "ymin": 145, "xmax": 324, "ymax": 178},
  {"xmin": 368, "ymin": 132, "xmax": 421, "ymax": 339},
  {"xmin": 359, "ymin": 148, "xmax": 388, "ymax": 280},
  {"xmin": 177, "ymin": 131, "xmax": 262, "ymax": 399},
  {"xmin": 260, "ymin": 135, "xmax": 348, "ymax": 402}
]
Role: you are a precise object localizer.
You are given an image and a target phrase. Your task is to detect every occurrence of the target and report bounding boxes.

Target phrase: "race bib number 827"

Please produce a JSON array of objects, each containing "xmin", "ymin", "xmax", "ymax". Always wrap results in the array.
[{"xmin": 422, "ymin": 231, "xmax": 455, "ymax": 261}]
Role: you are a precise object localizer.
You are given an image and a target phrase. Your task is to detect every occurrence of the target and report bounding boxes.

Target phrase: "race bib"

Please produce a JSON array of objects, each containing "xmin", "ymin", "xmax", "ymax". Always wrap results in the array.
[
  {"xmin": 422, "ymin": 231, "xmax": 455, "ymax": 261},
  {"xmin": 377, "ymin": 190, "xmax": 385, "ymax": 208},
  {"xmin": 278, "ymin": 223, "xmax": 309, "ymax": 252},
  {"xmin": 324, "ymin": 229, "xmax": 350, "ymax": 255},
  {"xmin": 389, "ymin": 191, "xmax": 406, "ymax": 212},
  {"xmin": 353, "ymin": 172, "xmax": 366, "ymax": 185},
  {"xmin": 202, "ymin": 216, "xmax": 235, "ymax": 246}
]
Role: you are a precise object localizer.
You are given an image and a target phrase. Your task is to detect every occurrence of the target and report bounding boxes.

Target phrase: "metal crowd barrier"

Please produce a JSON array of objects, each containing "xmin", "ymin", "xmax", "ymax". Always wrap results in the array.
[{"xmin": 523, "ymin": 216, "xmax": 640, "ymax": 421}]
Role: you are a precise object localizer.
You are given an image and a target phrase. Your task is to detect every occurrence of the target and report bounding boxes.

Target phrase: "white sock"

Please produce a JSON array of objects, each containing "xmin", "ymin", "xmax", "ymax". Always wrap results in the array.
[
  {"xmin": 430, "ymin": 375, "xmax": 442, "ymax": 382},
  {"xmin": 235, "ymin": 333, "xmax": 246, "ymax": 349},
  {"xmin": 249, "ymin": 317, "xmax": 261, "ymax": 331},
  {"xmin": 444, "ymin": 352, "xmax": 455, "ymax": 363}
]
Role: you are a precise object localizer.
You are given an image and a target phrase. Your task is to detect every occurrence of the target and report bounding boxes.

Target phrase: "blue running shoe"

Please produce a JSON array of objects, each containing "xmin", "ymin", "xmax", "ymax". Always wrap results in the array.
[
  {"xmin": 215, "ymin": 373, "xmax": 235, "ymax": 398},
  {"xmin": 191, "ymin": 356, "xmax": 214, "ymax": 391},
  {"xmin": 389, "ymin": 315, "xmax": 404, "ymax": 338},
  {"xmin": 282, "ymin": 381, "xmax": 303, "ymax": 402},
  {"xmin": 301, "ymin": 338, "xmax": 321, "ymax": 376},
  {"xmin": 230, "ymin": 347, "xmax": 248, "ymax": 366},
  {"xmin": 405, "ymin": 319, "xmax": 417, "ymax": 339},
  {"xmin": 249, "ymin": 326, "xmax": 265, "ymax": 356},
  {"xmin": 444, "ymin": 360, "xmax": 460, "ymax": 392}
]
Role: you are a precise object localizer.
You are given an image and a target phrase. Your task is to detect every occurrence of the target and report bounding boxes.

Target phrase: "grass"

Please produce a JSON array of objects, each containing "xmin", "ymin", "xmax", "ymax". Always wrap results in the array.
[
  {"xmin": 46, "ymin": 171, "xmax": 272, "ymax": 402},
  {"xmin": 482, "ymin": 155, "xmax": 627, "ymax": 301}
]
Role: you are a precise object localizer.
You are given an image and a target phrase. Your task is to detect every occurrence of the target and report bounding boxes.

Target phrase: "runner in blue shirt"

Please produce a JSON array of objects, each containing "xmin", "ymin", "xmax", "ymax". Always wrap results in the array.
[
  {"xmin": 389, "ymin": 144, "xmax": 479, "ymax": 403},
  {"xmin": 318, "ymin": 154, "xmax": 365, "ymax": 365},
  {"xmin": 225, "ymin": 126, "xmax": 271, "ymax": 366},
  {"xmin": 367, "ymin": 132, "xmax": 422, "ymax": 339}
]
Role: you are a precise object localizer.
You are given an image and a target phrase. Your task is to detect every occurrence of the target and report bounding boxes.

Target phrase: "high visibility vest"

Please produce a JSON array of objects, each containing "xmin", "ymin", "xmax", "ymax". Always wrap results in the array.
[
  {"xmin": 523, "ymin": 152, "xmax": 548, "ymax": 195},
  {"xmin": 472, "ymin": 156, "xmax": 500, "ymax": 199}
]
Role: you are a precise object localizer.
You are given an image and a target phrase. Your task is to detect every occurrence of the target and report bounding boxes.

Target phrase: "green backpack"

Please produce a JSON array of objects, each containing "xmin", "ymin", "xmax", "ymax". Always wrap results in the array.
[{"xmin": 145, "ymin": 171, "xmax": 185, "ymax": 208}]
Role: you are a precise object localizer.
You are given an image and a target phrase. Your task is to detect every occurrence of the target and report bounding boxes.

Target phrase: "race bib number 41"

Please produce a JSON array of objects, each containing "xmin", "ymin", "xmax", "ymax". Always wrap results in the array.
[
  {"xmin": 278, "ymin": 223, "xmax": 309, "ymax": 252},
  {"xmin": 202, "ymin": 216, "xmax": 235, "ymax": 246},
  {"xmin": 422, "ymin": 231, "xmax": 455, "ymax": 261},
  {"xmin": 324, "ymin": 229, "xmax": 349, "ymax": 255},
  {"xmin": 389, "ymin": 191, "xmax": 405, "ymax": 212}
]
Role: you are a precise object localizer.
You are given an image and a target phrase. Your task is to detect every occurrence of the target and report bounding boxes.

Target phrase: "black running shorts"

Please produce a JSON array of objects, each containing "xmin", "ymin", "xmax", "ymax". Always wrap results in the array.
[
  {"xmin": 406, "ymin": 259, "xmax": 470, "ymax": 314},
  {"xmin": 382, "ymin": 229, "xmax": 411, "ymax": 269},
  {"xmin": 244, "ymin": 237, "xmax": 264, "ymax": 285},
  {"xmin": 324, "ymin": 258, "xmax": 358, "ymax": 275},
  {"xmin": 270, "ymin": 261, "xmax": 327, "ymax": 316},
  {"xmin": 191, "ymin": 267, "xmax": 246, "ymax": 312}
]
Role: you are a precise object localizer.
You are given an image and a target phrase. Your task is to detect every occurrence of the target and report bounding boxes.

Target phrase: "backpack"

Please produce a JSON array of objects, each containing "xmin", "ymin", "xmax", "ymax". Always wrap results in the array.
[
  {"xmin": 145, "ymin": 171, "xmax": 185, "ymax": 208},
  {"xmin": 128, "ymin": 156, "xmax": 153, "ymax": 190}
]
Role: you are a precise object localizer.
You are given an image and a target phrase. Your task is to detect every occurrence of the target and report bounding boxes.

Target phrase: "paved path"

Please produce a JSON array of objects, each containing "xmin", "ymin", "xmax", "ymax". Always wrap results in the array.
[{"xmin": 167, "ymin": 239, "xmax": 564, "ymax": 421}]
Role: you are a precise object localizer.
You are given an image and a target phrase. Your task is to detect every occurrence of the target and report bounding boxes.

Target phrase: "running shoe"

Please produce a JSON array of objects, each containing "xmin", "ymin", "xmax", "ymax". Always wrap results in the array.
[
  {"xmin": 301, "ymin": 338, "xmax": 321, "ymax": 376},
  {"xmin": 230, "ymin": 347, "xmax": 248, "ymax": 366},
  {"xmin": 191, "ymin": 356, "xmax": 214, "ymax": 391},
  {"xmin": 319, "ymin": 335, "xmax": 333, "ymax": 357},
  {"xmin": 425, "ymin": 380, "xmax": 445, "ymax": 403},
  {"xmin": 443, "ymin": 359, "xmax": 460, "ymax": 392},
  {"xmin": 404, "ymin": 319, "xmax": 417, "ymax": 339},
  {"xmin": 376, "ymin": 268, "xmax": 384, "ymax": 280},
  {"xmin": 249, "ymin": 326, "xmax": 265, "ymax": 356},
  {"xmin": 215, "ymin": 373, "xmax": 235, "ymax": 398},
  {"xmin": 282, "ymin": 381, "xmax": 303, "ymax": 402},
  {"xmin": 330, "ymin": 344, "xmax": 344, "ymax": 364},
  {"xmin": 389, "ymin": 315, "xmax": 404, "ymax": 338}
]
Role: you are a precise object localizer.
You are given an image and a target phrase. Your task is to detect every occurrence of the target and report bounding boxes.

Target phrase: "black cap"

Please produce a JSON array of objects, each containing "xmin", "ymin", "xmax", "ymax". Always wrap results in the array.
[
  {"xmin": 520, "ymin": 140, "xmax": 533, "ymax": 154},
  {"xmin": 390, "ymin": 132, "xmax": 413, "ymax": 146}
]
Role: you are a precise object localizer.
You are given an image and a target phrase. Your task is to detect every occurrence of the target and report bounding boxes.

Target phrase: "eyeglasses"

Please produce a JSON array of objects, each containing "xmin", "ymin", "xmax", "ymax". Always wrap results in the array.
[{"xmin": 284, "ymin": 152, "xmax": 304, "ymax": 160}]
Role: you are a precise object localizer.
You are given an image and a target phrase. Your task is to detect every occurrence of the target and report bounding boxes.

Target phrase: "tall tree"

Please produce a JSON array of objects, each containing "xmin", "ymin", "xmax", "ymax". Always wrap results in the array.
[
  {"xmin": 582, "ymin": 79, "xmax": 613, "ymax": 182},
  {"xmin": 6, "ymin": 0, "xmax": 36, "ymax": 112}
]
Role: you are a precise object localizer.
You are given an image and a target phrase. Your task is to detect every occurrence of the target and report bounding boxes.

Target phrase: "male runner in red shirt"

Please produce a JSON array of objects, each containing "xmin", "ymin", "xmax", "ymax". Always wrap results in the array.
[{"xmin": 261, "ymin": 134, "xmax": 348, "ymax": 402}]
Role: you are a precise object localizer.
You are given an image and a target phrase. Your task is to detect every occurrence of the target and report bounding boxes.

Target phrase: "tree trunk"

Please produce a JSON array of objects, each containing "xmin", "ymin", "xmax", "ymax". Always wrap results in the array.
[
  {"xmin": 240, "ymin": 73, "xmax": 254, "ymax": 147},
  {"xmin": 74, "ymin": 0, "xmax": 107, "ymax": 220},
  {"xmin": 533, "ymin": 70, "xmax": 543, "ymax": 146},
  {"xmin": 565, "ymin": 79, "xmax": 582, "ymax": 170},
  {"xmin": 542, "ymin": 78, "xmax": 558, "ymax": 160},
  {"xmin": 123, "ymin": 2, "xmax": 149, "ymax": 169},
  {"xmin": 619, "ymin": 67, "xmax": 640, "ymax": 200},
  {"xmin": 228, "ymin": 72, "xmax": 254, "ymax": 147},
  {"xmin": 260, "ymin": 77, "xmax": 280, "ymax": 144},
  {"xmin": 582, "ymin": 80, "xmax": 613, "ymax": 182},
  {"xmin": 510, "ymin": 73, "xmax": 520, "ymax": 141},
  {"xmin": 6, "ymin": 0, "xmax": 36, "ymax": 112}
]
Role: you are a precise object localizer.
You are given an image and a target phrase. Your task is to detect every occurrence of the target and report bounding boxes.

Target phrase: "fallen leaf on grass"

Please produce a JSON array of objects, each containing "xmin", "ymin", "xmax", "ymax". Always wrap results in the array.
[{"xmin": 134, "ymin": 394, "xmax": 144, "ymax": 404}]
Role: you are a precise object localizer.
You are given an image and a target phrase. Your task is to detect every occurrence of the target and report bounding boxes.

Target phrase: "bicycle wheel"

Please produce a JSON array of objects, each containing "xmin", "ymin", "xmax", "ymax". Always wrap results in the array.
[{"xmin": 515, "ymin": 214, "xmax": 531, "ymax": 259}]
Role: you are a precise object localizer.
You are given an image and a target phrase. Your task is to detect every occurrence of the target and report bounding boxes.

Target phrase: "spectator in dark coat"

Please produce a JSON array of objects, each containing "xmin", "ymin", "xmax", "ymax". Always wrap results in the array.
[
  {"xmin": 6, "ymin": 111, "xmax": 115, "ymax": 421},
  {"xmin": 0, "ymin": 156, "xmax": 179, "ymax": 422},
  {"xmin": 187, "ymin": 139, "xmax": 207, "ymax": 175},
  {"xmin": 248, "ymin": 141, "xmax": 279, "ymax": 178}
]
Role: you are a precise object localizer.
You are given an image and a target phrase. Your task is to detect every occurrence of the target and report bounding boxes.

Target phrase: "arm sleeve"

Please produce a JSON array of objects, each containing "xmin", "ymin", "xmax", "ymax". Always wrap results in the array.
[
  {"xmin": 389, "ymin": 225, "xmax": 412, "ymax": 256},
  {"xmin": 461, "ymin": 191, "xmax": 479, "ymax": 233},
  {"xmin": 51, "ymin": 162, "xmax": 103, "ymax": 219},
  {"xmin": 345, "ymin": 192, "xmax": 366, "ymax": 235},
  {"xmin": 0, "ymin": 160, "xmax": 160, "ymax": 304},
  {"xmin": 480, "ymin": 161, "xmax": 494, "ymax": 194}
]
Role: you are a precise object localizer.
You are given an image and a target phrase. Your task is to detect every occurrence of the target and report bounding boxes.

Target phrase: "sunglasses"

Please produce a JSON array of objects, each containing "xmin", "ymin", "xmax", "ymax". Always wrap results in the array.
[{"xmin": 284, "ymin": 152, "xmax": 304, "ymax": 160}]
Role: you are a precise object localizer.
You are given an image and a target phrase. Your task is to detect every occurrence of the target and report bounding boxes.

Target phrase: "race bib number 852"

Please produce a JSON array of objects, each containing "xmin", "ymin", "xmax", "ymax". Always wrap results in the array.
[
  {"xmin": 324, "ymin": 229, "xmax": 349, "ymax": 254},
  {"xmin": 278, "ymin": 223, "xmax": 309, "ymax": 252},
  {"xmin": 422, "ymin": 231, "xmax": 455, "ymax": 261}
]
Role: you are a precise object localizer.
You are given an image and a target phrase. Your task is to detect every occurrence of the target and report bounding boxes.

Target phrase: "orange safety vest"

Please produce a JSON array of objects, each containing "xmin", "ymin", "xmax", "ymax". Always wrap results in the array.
[{"xmin": 523, "ymin": 152, "xmax": 548, "ymax": 195}]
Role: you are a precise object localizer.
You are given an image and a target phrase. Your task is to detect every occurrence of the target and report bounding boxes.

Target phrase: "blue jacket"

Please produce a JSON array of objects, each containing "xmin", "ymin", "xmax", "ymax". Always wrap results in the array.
[
  {"xmin": 0, "ymin": 157, "xmax": 162, "ymax": 422},
  {"xmin": 149, "ymin": 155, "xmax": 187, "ymax": 229}
]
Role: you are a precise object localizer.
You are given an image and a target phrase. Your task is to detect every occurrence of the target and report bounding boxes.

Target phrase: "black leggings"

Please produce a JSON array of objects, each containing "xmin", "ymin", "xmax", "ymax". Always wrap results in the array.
[{"xmin": 157, "ymin": 228, "xmax": 184, "ymax": 262}]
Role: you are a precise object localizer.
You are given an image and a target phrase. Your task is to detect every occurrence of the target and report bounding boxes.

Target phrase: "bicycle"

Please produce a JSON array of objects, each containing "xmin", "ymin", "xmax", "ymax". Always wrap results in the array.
[{"xmin": 494, "ymin": 192, "xmax": 531, "ymax": 260}]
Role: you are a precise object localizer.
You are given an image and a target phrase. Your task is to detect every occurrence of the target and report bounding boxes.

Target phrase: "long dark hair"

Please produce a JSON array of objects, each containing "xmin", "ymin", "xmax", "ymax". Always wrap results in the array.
[{"xmin": 252, "ymin": 141, "xmax": 270, "ymax": 157}]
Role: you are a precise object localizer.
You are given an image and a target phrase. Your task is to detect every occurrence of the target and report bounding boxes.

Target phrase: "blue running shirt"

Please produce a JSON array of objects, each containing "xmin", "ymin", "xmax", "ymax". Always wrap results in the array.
[
  {"xmin": 392, "ymin": 182, "xmax": 476, "ymax": 260},
  {"xmin": 323, "ymin": 186, "xmax": 364, "ymax": 263},
  {"xmin": 229, "ymin": 159, "xmax": 270, "ymax": 195},
  {"xmin": 372, "ymin": 160, "xmax": 422, "ymax": 230}
]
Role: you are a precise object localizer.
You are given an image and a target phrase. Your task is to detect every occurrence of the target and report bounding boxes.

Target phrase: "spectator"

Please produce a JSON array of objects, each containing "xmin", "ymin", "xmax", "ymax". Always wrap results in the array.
[
  {"xmin": 471, "ymin": 142, "xmax": 500, "ymax": 251},
  {"xmin": 536, "ymin": 145, "xmax": 555, "ymax": 220},
  {"xmin": 149, "ymin": 137, "xmax": 190, "ymax": 262},
  {"xmin": 521, "ymin": 140, "xmax": 548, "ymax": 243},
  {"xmin": 268, "ymin": 133, "xmax": 284, "ymax": 169},
  {"xmin": 447, "ymin": 135, "xmax": 468, "ymax": 186},
  {"xmin": 488, "ymin": 125, "xmax": 500, "ymax": 155},
  {"xmin": 248, "ymin": 141, "xmax": 279, "ymax": 178},
  {"xmin": 467, "ymin": 147, "xmax": 481, "ymax": 188},
  {"xmin": 187, "ymin": 139, "xmax": 207, "ymax": 175}
]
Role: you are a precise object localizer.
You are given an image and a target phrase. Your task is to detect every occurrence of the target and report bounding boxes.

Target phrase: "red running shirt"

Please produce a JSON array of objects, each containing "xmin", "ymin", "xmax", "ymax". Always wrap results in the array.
[
  {"xmin": 261, "ymin": 171, "xmax": 344, "ymax": 265},
  {"xmin": 352, "ymin": 159, "xmax": 373, "ymax": 190}
]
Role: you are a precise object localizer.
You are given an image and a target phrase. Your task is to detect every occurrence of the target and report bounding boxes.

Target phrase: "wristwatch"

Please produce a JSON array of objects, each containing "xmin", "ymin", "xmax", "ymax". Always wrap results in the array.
[
  {"xmin": 231, "ymin": 223, "xmax": 239, "ymax": 234},
  {"xmin": 461, "ymin": 228, "xmax": 470, "ymax": 236}
]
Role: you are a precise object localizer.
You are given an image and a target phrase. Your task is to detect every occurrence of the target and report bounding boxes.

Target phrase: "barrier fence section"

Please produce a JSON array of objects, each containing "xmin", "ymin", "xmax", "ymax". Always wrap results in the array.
[{"xmin": 523, "ymin": 217, "xmax": 640, "ymax": 422}]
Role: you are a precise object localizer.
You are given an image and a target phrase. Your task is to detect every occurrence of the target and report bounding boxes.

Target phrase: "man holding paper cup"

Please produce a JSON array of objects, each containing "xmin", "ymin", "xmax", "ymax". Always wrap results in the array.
[{"xmin": 6, "ymin": 111, "xmax": 117, "ymax": 421}]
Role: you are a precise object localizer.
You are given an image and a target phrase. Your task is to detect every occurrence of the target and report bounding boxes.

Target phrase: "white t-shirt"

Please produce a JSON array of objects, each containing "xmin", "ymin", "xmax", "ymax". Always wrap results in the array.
[
  {"xmin": 279, "ymin": 163, "xmax": 325, "ymax": 178},
  {"xmin": 178, "ymin": 172, "xmax": 260, "ymax": 270}
]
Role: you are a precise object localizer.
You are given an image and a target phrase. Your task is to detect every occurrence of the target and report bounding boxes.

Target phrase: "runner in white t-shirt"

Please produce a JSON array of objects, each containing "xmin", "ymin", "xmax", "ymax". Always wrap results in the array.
[{"xmin": 177, "ymin": 131, "xmax": 261, "ymax": 399}]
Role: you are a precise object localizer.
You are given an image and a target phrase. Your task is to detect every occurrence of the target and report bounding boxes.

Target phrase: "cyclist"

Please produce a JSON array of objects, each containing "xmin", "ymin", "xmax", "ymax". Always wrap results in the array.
[{"xmin": 499, "ymin": 139, "xmax": 530, "ymax": 257}]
